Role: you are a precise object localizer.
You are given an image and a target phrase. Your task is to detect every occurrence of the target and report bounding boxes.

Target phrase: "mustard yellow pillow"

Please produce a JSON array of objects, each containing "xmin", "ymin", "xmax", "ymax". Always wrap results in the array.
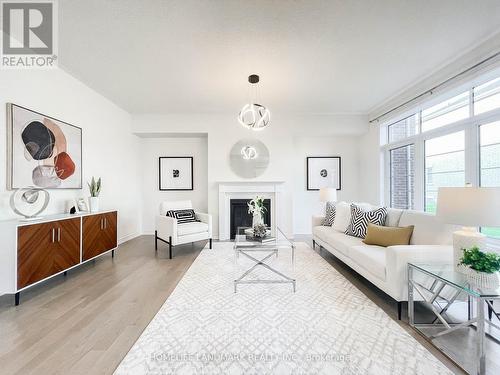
[{"xmin": 363, "ymin": 223, "xmax": 414, "ymax": 247}]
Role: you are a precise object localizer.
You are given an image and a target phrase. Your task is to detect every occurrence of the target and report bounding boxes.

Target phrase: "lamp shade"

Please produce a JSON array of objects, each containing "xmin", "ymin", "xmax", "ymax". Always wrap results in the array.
[
  {"xmin": 436, "ymin": 187, "xmax": 500, "ymax": 227},
  {"xmin": 319, "ymin": 187, "xmax": 337, "ymax": 202}
]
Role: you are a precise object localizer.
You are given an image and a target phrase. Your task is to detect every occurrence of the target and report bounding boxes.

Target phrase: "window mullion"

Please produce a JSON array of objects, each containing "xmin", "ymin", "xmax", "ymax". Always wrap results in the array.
[
  {"xmin": 414, "ymin": 137, "xmax": 425, "ymax": 211},
  {"xmin": 465, "ymin": 123, "xmax": 479, "ymax": 186},
  {"xmin": 384, "ymin": 149, "xmax": 390, "ymax": 207}
]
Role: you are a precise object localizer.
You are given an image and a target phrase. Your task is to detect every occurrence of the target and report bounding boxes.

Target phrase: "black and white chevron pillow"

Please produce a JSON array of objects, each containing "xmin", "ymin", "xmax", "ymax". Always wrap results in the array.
[
  {"xmin": 166, "ymin": 209, "xmax": 198, "ymax": 224},
  {"xmin": 322, "ymin": 202, "xmax": 336, "ymax": 226},
  {"xmin": 345, "ymin": 204, "xmax": 388, "ymax": 238}
]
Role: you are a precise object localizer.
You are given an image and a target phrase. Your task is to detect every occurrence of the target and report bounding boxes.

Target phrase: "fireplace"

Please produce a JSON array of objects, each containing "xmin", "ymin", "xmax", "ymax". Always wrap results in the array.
[
  {"xmin": 230, "ymin": 199, "xmax": 271, "ymax": 239},
  {"xmin": 218, "ymin": 182, "xmax": 284, "ymax": 240}
]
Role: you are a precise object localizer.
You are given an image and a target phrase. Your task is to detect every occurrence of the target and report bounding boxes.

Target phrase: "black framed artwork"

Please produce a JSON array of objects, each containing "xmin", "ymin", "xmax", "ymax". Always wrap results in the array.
[
  {"xmin": 306, "ymin": 156, "xmax": 341, "ymax": 191},
  {"xmin": 159, "ymin": 157, "xmax": 193, "ymax": 191},
  {"xmin": 7, "ymin": 103, "xmax": 83, "ymax": 189}
]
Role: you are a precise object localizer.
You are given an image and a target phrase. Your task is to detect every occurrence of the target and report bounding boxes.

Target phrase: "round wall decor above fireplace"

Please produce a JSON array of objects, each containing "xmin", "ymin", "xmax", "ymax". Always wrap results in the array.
[{"xmin": 229, "ymin": 139, "xmax": 270, "ymax": 178}]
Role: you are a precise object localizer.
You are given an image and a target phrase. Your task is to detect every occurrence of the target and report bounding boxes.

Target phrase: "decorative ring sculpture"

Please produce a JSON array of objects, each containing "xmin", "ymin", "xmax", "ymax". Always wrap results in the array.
[{"xmin": 10, "ymin": 186, "xmax": 50, "ymax": 219}]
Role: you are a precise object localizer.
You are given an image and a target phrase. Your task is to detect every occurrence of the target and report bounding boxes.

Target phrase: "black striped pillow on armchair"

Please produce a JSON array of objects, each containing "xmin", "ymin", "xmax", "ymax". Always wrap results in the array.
[{"xmin": 166, "ymin": 209, "xmax": 198, "ymax": 224}]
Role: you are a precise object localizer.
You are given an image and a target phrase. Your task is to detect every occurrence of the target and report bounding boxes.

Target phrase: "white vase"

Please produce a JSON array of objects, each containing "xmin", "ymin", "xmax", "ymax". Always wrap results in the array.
[
  {"xmin": 252, "ymin": 211, "xmax": 263, "ymax": 227},
  {"xmin": 453, "ymin": 229, "xmax": 486, "ymax": 271},
  {"xmin": 457, "ymin": 264, "xmax": 500, "ymax": 289},
  {"xmin": 89, "ymin": 197, "xmax": 99, "ymax": 213}
]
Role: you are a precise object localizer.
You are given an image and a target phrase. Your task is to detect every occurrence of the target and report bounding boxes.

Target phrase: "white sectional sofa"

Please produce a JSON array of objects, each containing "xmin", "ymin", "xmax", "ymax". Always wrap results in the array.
[{"xmin": 312, "ymin": 206, "xmax": 456, "ymax": 319}]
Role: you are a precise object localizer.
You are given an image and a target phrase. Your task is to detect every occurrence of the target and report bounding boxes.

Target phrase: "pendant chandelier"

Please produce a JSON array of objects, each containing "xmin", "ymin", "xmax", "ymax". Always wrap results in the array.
[{"xmin": 237, "ymin": 74, "xmax": 270, "ymax": 131}]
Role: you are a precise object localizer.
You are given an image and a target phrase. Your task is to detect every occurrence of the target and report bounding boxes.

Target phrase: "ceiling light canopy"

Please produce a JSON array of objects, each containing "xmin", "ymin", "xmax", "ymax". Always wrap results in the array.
[{"xmin": 238, "ymin": 74, "xmax": 270, "ymax": 131}]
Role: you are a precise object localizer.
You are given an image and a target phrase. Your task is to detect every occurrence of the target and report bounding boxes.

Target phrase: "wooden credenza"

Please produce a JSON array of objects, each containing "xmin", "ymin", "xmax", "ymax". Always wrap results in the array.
[
  {"xmin": 83, "ymin": 211, "xmax": 117, "ymax": 261},
  {"xmin": 0, "ymin": 211, "xmax": 117, "ymax": 305}
]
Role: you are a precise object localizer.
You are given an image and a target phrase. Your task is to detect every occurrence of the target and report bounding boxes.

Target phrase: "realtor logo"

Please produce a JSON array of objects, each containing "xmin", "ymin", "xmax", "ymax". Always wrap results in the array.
[{"xmin": 1, "ymin": 0, "xmax": 58, "ymax": 68}]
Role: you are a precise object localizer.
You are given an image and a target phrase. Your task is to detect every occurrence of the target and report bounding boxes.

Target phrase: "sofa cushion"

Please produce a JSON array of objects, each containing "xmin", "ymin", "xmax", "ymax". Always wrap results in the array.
[
  {"xmin": 167, "ymin": 209, "xmax": 197, "ymax": 224},
  {"xmin": 323, "ymin": 202, "xmax": 336, "ymax": 226},
  {"xmin": 332, "ymin": 201, "xmax": 351, "ymax": 232},
  {"xmin": 332, "ymin": 202, "xmax": 375, "ymax": 233},
  {"xmin": 177, "ymin": 222, "xmax": 209, "ymax": 236},
  {"xmin": 349, "ymin": 245, "xmax": 387, "ymax": 281},
  {"xmin": 312, "ymin": 225, "xmax": 334, "ymax": 243},
  {"xmin": 363, "ymin": 223, "xmax": 414, "ymax": 247},
  {"xmin": 345, "ymin": 204, "xmax": 388, "ymax": 238},
  {"xmin": 323, "ymin": 231, "xmax": 365, "ymax": 256},
  {"xmin": 398, "ymin": 210, "xmax": 455, "ymax": 245},
  {"xmin": 385, "ymin": 208, "xmax": 403, "ymax": 227}
]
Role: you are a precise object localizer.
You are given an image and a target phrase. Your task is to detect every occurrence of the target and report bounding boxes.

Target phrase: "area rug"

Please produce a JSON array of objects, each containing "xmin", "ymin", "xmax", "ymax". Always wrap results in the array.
[{"xmin": 114, "ymin": 242, "xmax": 452, "ymax": 375}]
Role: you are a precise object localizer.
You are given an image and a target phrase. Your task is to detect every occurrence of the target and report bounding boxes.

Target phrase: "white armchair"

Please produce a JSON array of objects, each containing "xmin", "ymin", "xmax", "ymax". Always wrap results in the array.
[{"xmin": 155, "ymin": 200, "xmax": 212, "ymax": 259}]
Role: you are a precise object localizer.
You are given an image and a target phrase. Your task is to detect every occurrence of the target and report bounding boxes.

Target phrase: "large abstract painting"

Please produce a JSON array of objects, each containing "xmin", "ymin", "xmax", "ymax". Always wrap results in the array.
[
  {"xmin": 306, "ymin": 156, "xmax": 341, "ymax": 191},
  {"xmin": 7, "ymin": 104, "xmax": 82, "ymax": 189}
]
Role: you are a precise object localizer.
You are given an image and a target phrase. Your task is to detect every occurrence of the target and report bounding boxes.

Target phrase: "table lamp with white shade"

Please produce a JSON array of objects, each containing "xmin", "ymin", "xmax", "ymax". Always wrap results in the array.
[
  {"xmin": 436, "ymin": 187, "xmax": 500, "ymax": 270},
  {"xmin": 319, "ymin": 187, "xmax": 337, "ymax": 203}
]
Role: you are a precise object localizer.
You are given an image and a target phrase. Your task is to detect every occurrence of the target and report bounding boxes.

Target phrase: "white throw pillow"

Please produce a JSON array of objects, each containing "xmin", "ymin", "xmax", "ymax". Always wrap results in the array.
[
  {"xmin": 332, "ymin": 201, "xmax": 351, "ymax": 232},
  {"xmin": 353, "ymin": 202, "xmax": 376, "ymax": 211}
]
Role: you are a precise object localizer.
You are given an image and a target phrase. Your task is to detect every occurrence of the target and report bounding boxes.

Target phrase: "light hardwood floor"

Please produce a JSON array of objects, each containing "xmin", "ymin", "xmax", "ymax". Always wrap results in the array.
[
  {"xmin": 0, "ymin": 235, "xmax": 471, "ymax": 374},
  {"xmin": 0, "ymin": 236, "xmax": 204, "ymax": 375}
]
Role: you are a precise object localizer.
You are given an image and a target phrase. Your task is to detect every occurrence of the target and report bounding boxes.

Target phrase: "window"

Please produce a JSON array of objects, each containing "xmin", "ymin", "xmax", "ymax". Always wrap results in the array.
[
  {"xmin": 425, "ymin": 132, "xmax": 465, "ymax": 213},
  {"xmin": 421, "ymin": 92, "xmax": 469, "ymax": 132},
  {"xmin": 390, "ymin": 144, "xmax": 415, "ymax": 209},
  {"xmin": 380, "ymin": 71, "xmax": 500, "ymax": 240},
  {"xmin": 388, "ymin": 115, "xmax": 418, "ymax": 143},
  {"xmin": 480, "ymin": 121, "xmax": 500, "ymax": 238},
  {"xmin": 474, "ymin": 77, "xmax": 500, "ymax": 115}
]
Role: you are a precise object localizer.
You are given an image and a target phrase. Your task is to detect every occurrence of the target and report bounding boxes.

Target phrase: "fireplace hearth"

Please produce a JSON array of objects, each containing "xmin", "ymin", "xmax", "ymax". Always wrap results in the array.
[{"xmin": 230, "ymin": 199, "xmax": 271, "ymax": 239}]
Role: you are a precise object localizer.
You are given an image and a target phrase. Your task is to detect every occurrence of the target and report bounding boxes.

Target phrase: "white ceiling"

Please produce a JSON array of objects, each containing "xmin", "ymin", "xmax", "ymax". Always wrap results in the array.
[{"xmin": 59, "ymin": 0, "xmax": 500, "ymax": 114}]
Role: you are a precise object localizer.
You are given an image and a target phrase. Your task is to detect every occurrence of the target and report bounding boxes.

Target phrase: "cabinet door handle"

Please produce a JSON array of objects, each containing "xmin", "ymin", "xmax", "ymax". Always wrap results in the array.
[
  {"xmin": 51, "ymin": 228, "xmax": 55, "ymax": 243},
  {"xmin": 104, "ymin": 218, "xmax": 107, "ymax": 229},
  {"xmin": 100, "ymin": 218, "xmax": 104, "ymax": 230},
  {"xmin": 57, "ymin": 228, "xmax": 61, "ymax": 242}
]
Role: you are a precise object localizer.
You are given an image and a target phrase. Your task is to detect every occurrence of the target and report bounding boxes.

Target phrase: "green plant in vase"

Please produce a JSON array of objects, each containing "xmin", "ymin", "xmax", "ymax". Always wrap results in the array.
[
  {"xmin": 88, "ymin": 177, "xmax": 102, "ymax": 213},
  {"xmin": 459, "ymin": 246, "xmax": 500, "ymax": 288},
  {"xmin": 459, "ymin": 246, "xmax": 500, "ymax": 273}
]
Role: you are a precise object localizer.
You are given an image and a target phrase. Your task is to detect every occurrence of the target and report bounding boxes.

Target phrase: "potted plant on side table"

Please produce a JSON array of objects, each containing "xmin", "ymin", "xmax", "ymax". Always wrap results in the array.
[
  {"xmin": 88, "ymin": 177, "xmax": 101, "ymax": 213},
  {"xmin": 458, "ymin": 246, "xmax": 500, "ymax": 289}
]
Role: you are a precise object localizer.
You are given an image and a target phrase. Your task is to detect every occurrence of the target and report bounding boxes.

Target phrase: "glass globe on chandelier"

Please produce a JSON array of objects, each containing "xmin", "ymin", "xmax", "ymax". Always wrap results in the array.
[{"xmin": 237, "ymin": 74, "xmax": 270, "ymax": 131}]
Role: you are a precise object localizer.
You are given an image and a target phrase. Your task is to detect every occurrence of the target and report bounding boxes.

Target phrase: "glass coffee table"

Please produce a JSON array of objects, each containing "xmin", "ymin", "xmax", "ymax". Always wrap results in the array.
[
  {"xmin": 233, "ymin": 226, "xmax": 296, "ymax": 293},
  {"xmin": 408, "ymin": 263, "xmax": 500, "ymax": 375}
]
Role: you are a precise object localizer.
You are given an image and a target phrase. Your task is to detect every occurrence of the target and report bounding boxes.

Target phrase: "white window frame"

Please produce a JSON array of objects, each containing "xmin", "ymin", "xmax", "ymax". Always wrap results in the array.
[{"xmin": 380, "ymin": 82, "xmax": 500, "ymax": 246}]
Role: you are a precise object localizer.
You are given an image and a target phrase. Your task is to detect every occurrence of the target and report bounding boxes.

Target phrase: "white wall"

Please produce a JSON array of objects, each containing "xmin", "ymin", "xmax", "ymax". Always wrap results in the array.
[
  {"xmin": 133, "ymin": 113, "xmax": 368, "ymax": 237},
  {"xmin": 293, "ymin": 136, "xmax": 361, "ymax": 234},
  {"xmin": 358, "ymin": 125, "xmax": 383, "ymax": 206},
  {"xmin": 0, "ymin": 69, "xmax": 142, "ymax": 243},
  {"xmin": 0, "ymin": 69, "xmax": 369, "ymax": 241},
  {"xmin": 140, "ymin": 136, "xmax": 208, "ymax": 234}
]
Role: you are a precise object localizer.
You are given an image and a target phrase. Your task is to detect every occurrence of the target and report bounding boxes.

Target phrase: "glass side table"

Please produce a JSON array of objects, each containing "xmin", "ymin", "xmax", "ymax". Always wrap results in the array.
[{"xmin": 408, "ymin": 263, "xmax": 500, "ymax": 375}]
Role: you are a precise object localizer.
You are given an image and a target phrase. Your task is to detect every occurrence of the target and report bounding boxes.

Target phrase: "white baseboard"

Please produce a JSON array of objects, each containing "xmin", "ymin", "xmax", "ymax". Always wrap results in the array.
[{"xmin": 118, "ymin": 232, "xmax": 141, "ymax": 245}]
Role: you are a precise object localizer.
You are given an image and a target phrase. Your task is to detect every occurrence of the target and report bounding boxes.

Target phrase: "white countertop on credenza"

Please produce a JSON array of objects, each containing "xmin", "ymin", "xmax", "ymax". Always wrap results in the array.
[{"xmin": 0, "ymin": 210, "xmax": 117, "ymax": 227}]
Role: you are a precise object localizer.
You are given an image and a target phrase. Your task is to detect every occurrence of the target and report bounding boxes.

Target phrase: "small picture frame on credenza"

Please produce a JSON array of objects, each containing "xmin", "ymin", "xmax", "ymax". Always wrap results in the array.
[{"xmin": 76, "ymin": 198, "xmax": 88, "ymax": 213}]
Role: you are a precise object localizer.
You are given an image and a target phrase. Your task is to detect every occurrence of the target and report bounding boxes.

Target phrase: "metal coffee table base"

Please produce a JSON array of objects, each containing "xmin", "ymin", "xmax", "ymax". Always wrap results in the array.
[{"xmin": 234, "ymin": 249, "xmax": 296, "ymax": 293}]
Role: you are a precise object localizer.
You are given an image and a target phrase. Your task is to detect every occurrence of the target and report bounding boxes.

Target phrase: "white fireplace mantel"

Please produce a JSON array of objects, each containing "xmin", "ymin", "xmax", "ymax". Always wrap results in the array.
[{"xmin": 218, "ymin": 181, "xmax": 285, "ymax": 240}]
